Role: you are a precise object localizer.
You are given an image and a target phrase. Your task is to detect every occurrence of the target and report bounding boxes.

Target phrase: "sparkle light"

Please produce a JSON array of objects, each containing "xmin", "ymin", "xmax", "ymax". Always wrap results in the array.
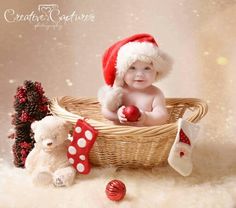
[
  {"xmin": 8, "ymin": 79, "xmax": 15, "ymax": 84},
  {"xmin": 65, "ymin": 79, "xmax": 73, "ymax": 86},
  {"xmin": 217, "ymin": 56, "xmax": 228, "ymax": 65},
  {"xmin": 7, "ymin": 112, "xmax": 13, "ymax": 116},
  {"xmin": 220, "ymin": 106, "xmax": 225, "ymax": 111},
  {"xmin": 192, "ymin": 9, "xmax": 200, "ymax": 17}
]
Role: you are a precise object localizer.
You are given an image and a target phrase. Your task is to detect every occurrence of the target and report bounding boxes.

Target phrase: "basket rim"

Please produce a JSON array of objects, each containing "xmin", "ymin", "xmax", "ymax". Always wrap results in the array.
[{"xmin": 49, "ymin": 96, "xmax": 208, "ymax": 137}]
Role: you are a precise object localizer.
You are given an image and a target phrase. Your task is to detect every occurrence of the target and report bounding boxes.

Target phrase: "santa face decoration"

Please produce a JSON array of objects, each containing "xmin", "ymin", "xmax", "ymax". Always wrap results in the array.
[{"xmin": 168, "ymin": 118, "xmax": 200, "ymax": 176}]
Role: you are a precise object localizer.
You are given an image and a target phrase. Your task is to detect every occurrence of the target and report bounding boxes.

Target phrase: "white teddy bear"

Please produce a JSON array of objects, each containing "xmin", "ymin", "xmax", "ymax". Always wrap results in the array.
[{"xmin": 25, "ymin": 116, "xmax": 76, "ymax": 187}]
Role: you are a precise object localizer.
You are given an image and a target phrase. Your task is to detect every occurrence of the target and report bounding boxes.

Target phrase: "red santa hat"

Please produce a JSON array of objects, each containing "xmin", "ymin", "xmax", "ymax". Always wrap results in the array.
[{"xmin": 98, "ymin": 33, "xmax": 173, "ymax": 111}]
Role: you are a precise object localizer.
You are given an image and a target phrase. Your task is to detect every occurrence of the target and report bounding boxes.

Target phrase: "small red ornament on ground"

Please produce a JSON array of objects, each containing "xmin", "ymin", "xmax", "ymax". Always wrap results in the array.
[
  {"xmin": 123, "ymin": 105, "xmax": 141, "ymax": 122},
  {"xmin": 105, "ymin": 179, "xmax": 126, "ymax": 201}
]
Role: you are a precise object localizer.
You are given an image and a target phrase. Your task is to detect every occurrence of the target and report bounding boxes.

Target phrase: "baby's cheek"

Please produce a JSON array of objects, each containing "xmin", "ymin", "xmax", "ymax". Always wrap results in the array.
[
  {"xmin": 148, "ymin": 71, "xmax": 157, "ymax": 78},
  {"xmin": 124, "ymin": 74, "xmax": 133, "ymax": 84}
]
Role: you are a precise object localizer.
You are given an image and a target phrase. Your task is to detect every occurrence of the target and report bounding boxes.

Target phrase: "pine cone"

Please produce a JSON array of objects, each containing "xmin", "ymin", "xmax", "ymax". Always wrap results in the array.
[
  {"xmin": 27, "ymin": 103, "xmax": 39, "ymax": 117},
  {"xmin": 13, "ymin": 139, "xmax": 35, "ymax": 168},
  {"xmin": 15, "ymin": 126, "xmax": 31, "ymax": 139},
  {"xmin": 27, "ymin": 90, "xmax": 40, "ymax": 103},
  {"xmin": 14, "ymin": 99, "xmax": 26, "ymax": 113},
  {"xmin": 10, "ymin": 80, "xmax": 49, "ymax": 168},
  {"xmin": 24, "ymin": 80, "xmax": 35, "ymax": 91}
]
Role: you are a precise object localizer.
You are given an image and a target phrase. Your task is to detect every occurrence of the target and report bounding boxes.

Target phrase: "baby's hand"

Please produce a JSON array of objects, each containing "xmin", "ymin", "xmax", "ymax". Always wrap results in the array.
[
  {"xmin": 124, "ymin": 110, "xmax": 146, "ymax": 126},
  {"xmin": 117, "ymin": 106, "xmax": 127, "ymax": 123},
  {"xmin": 133, "ymin": 110, "xmax": 146, "ymax": 126},
  {"xmin": 118, "ymin": 107, "xmax": 146, "ymax": 126}
]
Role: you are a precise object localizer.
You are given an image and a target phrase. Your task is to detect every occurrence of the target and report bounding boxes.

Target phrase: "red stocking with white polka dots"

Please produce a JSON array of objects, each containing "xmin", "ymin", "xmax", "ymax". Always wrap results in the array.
[
  {"xmin": 168, "ymin": 118, "xmax": 200, "ymax": 176},
  {"xmin": 67, "ymin": 119, "xmax": 98, "ymax": 174}
]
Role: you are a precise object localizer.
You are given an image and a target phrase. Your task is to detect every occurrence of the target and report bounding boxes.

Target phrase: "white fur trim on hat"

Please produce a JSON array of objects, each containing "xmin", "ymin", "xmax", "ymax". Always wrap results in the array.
[
  {"xmin": 97, "ymin": 85, "xmax": 123, "ymax": 111},
  {"xmin": 115, "ymin": 42, "xmax": 173, "ymax": 86}
]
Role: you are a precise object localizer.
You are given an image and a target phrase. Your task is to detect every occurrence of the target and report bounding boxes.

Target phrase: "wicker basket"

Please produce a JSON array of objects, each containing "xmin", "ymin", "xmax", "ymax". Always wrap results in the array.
[{"xmin": 49, "ymin": 96, "xmax": 208, "ymax": 169}]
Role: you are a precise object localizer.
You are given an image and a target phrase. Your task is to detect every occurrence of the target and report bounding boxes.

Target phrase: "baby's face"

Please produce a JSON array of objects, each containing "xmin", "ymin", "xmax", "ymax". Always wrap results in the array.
[{"xmin": 124, "ymin": 60, "xmax": 157, "ymax": 90}]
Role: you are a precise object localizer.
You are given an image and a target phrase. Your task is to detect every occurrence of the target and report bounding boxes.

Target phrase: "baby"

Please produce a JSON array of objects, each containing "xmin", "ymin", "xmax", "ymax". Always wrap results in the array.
[{"xmin": 98, "ymin": 34, "xmax": 173, "ymax": 126}]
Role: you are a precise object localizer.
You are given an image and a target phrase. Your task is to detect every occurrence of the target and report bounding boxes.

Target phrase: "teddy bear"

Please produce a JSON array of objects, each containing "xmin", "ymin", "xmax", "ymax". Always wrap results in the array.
[{"xmin": 25, "ymin": 115, "xmax": 76, "ymax": 187}]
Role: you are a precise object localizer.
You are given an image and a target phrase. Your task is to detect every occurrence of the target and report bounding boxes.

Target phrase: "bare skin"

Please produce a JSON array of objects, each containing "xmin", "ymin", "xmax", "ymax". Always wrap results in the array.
[{"xmin": 101, "ymin": 60, "xmax": 169, "ymax": 126}]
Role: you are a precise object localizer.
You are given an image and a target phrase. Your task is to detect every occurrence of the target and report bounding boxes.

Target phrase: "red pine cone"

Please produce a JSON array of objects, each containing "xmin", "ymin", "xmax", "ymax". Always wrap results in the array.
[
  {"xmin": 35, "ymin": 82, "xmax": 44, "ymax": 94},
  {"xmin": 19, "ymin": 98, "xmax": 27, "ymax": 103},
  {"xmin": 16, "ymin": 87, "xmax": 26, "ymax": 99},
  {"xmin": 20, "ymin": 111, "xmax": 30, "ymax": 122},
  {"xmin": 39, "ymin": 105, "xmax": 48, "ymax": 112},
  {"xmin": 10, "ymin": 80, "xmax": 49, "ymax": 168}
]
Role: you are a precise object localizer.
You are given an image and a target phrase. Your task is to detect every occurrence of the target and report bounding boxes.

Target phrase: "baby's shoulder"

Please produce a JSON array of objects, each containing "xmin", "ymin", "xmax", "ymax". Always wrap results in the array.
[
  {"xmin": 149, "ymin": 85, "xmax": 164, "ymax": 96},
  {"xmin": 150, "ymin": 86, "xmax": 166, "ymax": 106}
]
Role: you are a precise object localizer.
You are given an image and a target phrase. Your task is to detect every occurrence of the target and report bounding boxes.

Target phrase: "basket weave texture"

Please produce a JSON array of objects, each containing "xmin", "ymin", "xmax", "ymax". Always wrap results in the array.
[{"xmin": 50, "ymin": 96, "xmax": 208, "ymax": 168}]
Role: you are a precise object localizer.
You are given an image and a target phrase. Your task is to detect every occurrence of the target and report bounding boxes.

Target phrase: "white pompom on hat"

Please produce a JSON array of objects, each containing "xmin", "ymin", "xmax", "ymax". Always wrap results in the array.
[{"xmin": 98, "ymin": 33, "xmax": 173, "ymax": 111}]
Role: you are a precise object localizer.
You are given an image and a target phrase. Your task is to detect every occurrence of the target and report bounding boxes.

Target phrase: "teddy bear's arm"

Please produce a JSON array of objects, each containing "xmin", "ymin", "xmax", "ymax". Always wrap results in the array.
[{"xmin": 25, "ymin": 144, "xmax": 41, "ymax": 173}]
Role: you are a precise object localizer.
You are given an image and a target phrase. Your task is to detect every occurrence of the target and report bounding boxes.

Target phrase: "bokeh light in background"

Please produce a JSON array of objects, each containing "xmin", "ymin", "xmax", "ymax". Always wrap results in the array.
[{"xmin": 0, "ymin": 0, "xmax": 235, "ymax": 167}]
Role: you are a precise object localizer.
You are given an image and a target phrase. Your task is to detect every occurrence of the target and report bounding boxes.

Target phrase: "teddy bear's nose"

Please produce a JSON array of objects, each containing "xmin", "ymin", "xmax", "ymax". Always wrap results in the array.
[{"xmin": 47, "ymin": 142, "xmax": 53, "ymax": 146}]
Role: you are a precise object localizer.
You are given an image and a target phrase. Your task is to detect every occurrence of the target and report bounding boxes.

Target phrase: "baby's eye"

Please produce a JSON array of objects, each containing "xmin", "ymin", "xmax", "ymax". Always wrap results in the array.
[
  {"xmin": 144, "ymin": 67, "xmax": 151, "ymax": 70},
  {"xmin": 129, "ymin": 66, "xmax": 136, "ymax": 70}
]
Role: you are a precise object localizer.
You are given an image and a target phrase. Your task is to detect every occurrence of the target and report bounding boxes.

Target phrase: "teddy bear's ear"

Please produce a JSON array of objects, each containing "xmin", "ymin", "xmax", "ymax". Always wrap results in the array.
[{"xmin": 31, "ymin": 121, "xmax": 38, "ymax": 132}]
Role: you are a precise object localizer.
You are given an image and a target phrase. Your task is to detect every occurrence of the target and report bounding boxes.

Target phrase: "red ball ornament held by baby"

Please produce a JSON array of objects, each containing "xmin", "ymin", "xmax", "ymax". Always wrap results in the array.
[
  {"xmin": 123, "ymin": 105, "xmax": 141, "ymax": 122},
  {"xmin": 106, "ymin": 179, "xmax": 126, "ymax": 201}
]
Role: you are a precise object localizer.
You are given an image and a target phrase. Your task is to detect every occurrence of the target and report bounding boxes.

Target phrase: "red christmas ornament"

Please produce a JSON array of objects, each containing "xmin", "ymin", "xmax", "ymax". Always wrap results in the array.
[
  {"xmin": 105, "ymin": 180, "xmax": 126, "ymax": 201},
  {"xmin": 123, "ymin": 105, "xmax": 141, "ymax": 122}
]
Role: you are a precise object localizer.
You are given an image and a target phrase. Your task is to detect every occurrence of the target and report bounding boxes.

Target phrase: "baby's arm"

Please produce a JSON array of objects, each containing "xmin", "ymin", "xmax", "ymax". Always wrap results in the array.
[
  {"xmin": 102, "ymin": 106, "xmax": 130, "ymax": 124},
  {"xmin": 101, "ymin": 107, "xmax": 119, "ymax": 122},
  {"xmin": 141, "ymin": 91, "xmax": 169, "ymax": 126}
]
